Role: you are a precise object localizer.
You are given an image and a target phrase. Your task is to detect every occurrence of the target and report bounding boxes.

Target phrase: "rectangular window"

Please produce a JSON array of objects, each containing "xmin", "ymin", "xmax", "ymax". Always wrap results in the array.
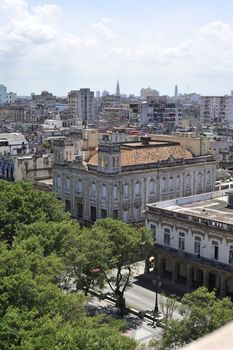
[
  {"xmin": 164, "ymin": 228, "xmax": 170, "ymax": 245},
  {"xmin": 194, "ymin": 236, "xmax": 201, "ymax": 255},
  {"xmin": 229, "ymin": 246, "xmax": 233, "ymax": 264},
  {"xmin": 212, "ymin": 240, "xmax": 219, "ymax": 260},
  {"xmin": 178, "ymin": 232, "xmax": 185, "ymax": 251},
  {"xmin": 150, "ymin": 224, "xmax": 156, "ymax": 240}
]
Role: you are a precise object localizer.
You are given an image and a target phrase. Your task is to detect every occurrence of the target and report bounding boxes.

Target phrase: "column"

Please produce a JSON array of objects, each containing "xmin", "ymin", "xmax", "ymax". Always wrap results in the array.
[
  {"xmin": 144, "ymin": 256, "xmax": 150, "ymax": 274},
  {"xmin": 186, "ymin": 264, "xmax": 192, "ymax": 289},
  {"xmin": 172, "ymin": 262, "xmax": 178, "ymax": 284},
  {"xmin": 203, "ymin": 269, "xmax": 209, "ymax": 289},
  {"xmin": 219, "ymin": 274, "xmax": 227, "ymax": 298},
  {"xmin": 157, "ymin": 255, "xmax": 164, "ymax": 277}
]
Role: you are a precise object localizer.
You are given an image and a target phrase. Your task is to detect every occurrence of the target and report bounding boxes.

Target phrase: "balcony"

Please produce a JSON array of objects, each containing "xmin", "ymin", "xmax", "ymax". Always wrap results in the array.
[{"xmin": 155, "ymin": 243, "xmax": 233, "ymax": 273}]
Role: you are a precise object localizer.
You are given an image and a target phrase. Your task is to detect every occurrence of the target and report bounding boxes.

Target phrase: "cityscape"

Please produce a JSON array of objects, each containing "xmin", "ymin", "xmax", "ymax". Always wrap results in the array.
[{"xmin": 1, "ymin": 1, "xmax": 233, "ymax": 349}]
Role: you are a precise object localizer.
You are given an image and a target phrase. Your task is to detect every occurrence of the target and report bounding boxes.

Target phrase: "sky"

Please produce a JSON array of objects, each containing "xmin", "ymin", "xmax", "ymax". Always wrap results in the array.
[{"xmin": 1, "ymin": 0, "xmax": 233, "ymax": 96}]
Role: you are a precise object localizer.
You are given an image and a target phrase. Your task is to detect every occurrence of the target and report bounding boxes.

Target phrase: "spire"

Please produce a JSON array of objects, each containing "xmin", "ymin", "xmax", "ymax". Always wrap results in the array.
[
  {"xmin": 115, "ymin": 80, "xmax": 120, "ymax": 97},
  {"xmin": 174, "ymin": 85, "xmax": 178, "ymax": 98}
]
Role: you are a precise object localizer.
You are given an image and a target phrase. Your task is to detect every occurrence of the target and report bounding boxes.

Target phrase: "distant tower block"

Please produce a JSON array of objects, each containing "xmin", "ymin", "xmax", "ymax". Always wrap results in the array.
[
  {"xmin": 174, "ymin": 85, "xmax": 178, "ymax": 98},
  {"xmin": 116, "ymin": 80, "xmax": 120, "ymax": 97}
]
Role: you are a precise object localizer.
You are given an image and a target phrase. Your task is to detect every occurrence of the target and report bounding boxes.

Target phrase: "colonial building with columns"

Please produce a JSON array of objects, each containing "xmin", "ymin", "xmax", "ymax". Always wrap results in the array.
[
  {"xmin": 145, "ymin": 190, "xmax": 233, "ymax": 297},
  {"xmin": 53, "ymin": 132, "xmax": 217, "ymax": 225}
]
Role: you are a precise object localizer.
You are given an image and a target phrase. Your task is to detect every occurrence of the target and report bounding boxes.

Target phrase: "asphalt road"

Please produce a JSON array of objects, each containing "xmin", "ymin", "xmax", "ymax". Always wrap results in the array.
[{"xmin": 106, "ymin": 261, "xmax": 182, "ymax": 321}]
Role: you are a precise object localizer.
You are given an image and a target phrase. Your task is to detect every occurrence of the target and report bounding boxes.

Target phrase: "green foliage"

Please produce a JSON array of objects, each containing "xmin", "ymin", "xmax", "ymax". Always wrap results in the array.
[
  {"xmin": 62, "ymin": 227, "xmax": 110, "ymax": 294},
  {"xmin": 93, "ymin": 218, "xmax": 153, "ymax": 313},
  {"xmin": 16, "ymin": 220, "xmax": 81, "ymax": 256},
  {"xmin": 0, "ymin": 180, "xmax": 69, "ymax": 246},
  {"xmin": 154, "ymin": 287, "xmax": 233, "ymax": 350},
  {"xmin": 0, "ymin": 181, "xmax": 137, "ymax": 350}
]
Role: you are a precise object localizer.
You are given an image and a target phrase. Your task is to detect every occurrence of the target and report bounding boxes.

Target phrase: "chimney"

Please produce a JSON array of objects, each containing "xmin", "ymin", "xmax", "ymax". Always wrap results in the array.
[{"xmin": 140, "ymin": 136, "xmax": 151, "ymax": 145}]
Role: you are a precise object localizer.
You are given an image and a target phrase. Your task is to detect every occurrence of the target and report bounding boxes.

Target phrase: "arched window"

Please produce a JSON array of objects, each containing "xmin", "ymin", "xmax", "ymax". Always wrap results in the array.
[
  {"xmin": 169, "ymin": 176, "xmax": 173, "ymax": 191},
  {"xmin": 197, "ymin": 172, "xmax": 202, "ymax": 186},
  {"xmin": 206, "ymin": 170, "xmax": 211, "ymax": 184},
  {"xmin": 65, "ymin": 177, "xmax": 71, "ymax": 191},
  {"xmin": 91, "ymin": 182, "xmax": 96, "ymax": 197},
  {"xmin": 76, "ymin": 179, "xmax": 82, "ymax": 193},
  {"xmin": 113, "ymin": 185, "xmax": 118, "ymax": 199},
  {"xmin": 162, "ymin": 177, "xmax": 166, "ymax": 192},
  {"xmin": 149, "ymin": 179, "xmax": 155, "ymax": 194},
  {"xmin": 176, "ymin": 175, "xmax": 180, "ymax": 190},
  {"xmin": 102, "ymin": 184, "xmax": 107, "ymax": 199},
  {"xmin": 185, "ymin": 174, "xmax": 191, "ymax": 189},
  {"xmin": 135, "ymin": 181, "xmax": 140, "ymax": 196},
  {"xmin": 123, "ymin": 183, "xmax": 129, "ymax": 197}
]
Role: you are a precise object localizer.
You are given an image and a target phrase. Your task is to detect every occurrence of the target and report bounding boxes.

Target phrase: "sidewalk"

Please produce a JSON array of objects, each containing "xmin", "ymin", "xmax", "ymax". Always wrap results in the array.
[{"xmin": 89, "ymin": 297, "xmax": 163, "ymax": 345}]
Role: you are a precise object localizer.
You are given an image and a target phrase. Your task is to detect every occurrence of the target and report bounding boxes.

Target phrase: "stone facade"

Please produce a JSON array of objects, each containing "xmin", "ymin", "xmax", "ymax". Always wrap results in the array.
[
  {"xmin": 145, "ymin": 191, "xmax": 233, "ymax": 297},
  {"xmin": 53, "ymin": 136, "xmax": 217, "ymax": 224}
]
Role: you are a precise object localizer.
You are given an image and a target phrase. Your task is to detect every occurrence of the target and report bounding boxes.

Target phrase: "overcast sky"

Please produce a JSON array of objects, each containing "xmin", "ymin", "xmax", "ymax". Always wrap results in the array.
[{"xmin": 1, "ymin": 0, "xmax": 233, "ymax": 96}]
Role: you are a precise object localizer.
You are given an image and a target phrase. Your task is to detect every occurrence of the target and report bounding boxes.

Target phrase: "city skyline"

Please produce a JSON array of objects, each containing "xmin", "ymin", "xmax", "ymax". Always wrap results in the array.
[{"xmin": 2, "ymin": 0, "xmax": 233, "ymax": 96}]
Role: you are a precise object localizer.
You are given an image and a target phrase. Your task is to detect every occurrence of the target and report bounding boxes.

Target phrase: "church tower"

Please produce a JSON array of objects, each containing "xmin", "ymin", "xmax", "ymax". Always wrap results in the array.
[{"xmin": 115, "ymin": 80, "xmax": 120, "ymax": 97}]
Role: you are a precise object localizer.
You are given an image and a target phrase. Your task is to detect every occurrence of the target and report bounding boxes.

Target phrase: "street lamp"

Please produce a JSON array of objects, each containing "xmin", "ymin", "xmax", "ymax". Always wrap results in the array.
[{"xmin": 152, "ymin": 276, "xmax": 162, "ymax": 320}]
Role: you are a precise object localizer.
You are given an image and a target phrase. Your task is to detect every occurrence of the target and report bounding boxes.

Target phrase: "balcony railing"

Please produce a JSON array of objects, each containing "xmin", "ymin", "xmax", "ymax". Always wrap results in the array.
[{"xmin": 156, "ymin": 243, "xmax": 233, "ymax": 273}]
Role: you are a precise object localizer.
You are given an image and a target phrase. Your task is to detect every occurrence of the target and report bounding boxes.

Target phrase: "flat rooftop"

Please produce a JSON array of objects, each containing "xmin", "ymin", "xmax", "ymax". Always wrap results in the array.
[{"xmin": 147, "ymin": 191, "xmax": 233, "ymax": 225}]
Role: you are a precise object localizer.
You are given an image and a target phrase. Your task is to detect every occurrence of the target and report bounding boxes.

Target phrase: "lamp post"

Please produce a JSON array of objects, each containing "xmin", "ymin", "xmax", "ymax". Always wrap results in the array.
[{"xmin": 152, "ymin": 276, "xmax": 162, "ymax": 322}]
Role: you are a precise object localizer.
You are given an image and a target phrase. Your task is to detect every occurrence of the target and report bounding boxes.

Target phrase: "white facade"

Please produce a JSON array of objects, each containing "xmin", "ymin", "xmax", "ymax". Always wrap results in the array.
[
  {"xmin": 0, "ymin": 133, "xmax": 29, "ymax": 156},
  {"xmin": 42, "ymin": 119, "xmax": 63, "ymax": 130},
  {"xmin": 145, "ymin": 191, "xmax": 233, "ymax": 296},
  {"xmin": 200, "ymin": 95, "xmax": 233, "ymax": 126},
  {"xmin": 6, "ymin": 92, "xmax": 17, "ymax": 105}
]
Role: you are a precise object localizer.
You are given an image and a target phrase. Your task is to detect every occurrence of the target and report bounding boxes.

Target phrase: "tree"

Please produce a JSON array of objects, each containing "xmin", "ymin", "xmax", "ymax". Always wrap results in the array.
[
  {"xmin": 0, "ymin": 238, "xmax": 137, "ymax": 350},
  {"xmin": 62, "ymin": 227, "xmax": 110, "ymax": 295},
  {"xmin": 0, "ymin": 180, "xmax": 69, "ymax": 246},
  {"xmin": 159, "ymin": 294, "xmax": 178, "ymax": 322},
  {"xmin": 153, "ymin": 287, "xmax": 233, "ymax": 350},
  {"xmin": 94, "ymin": 218, "xmax": 153, "ymax": 314},
  {"xmin": 16, "ymin": 220, "xmax": 81, "ymax": 256}
]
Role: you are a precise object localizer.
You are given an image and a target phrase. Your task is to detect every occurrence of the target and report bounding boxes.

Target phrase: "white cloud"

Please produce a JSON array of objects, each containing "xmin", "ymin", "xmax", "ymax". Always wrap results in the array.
[
  {"xmin": 1, "ymin": 0, "xmax": 233, "ymax": 96},
  {"xmin": 90, "ymin": 21, "xmax": 114, "ymax": 38}
]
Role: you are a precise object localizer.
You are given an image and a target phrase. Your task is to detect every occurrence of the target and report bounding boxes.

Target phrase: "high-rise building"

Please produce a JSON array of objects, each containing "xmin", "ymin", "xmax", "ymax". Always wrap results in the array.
[
  {"xmin": 68, "ymin": 88, "xmax": 96, "ymax": 124},
  {"xmin": 140, "ymin": 87, "xmax": 159, "ymax": 99},
  {"xmin": 102, "ymin": 90, "xmax": 110, "ymax": 97},
  {"xmin": 200, "ymin": 96, "xmax": 232, "ymax": 126},
  {"xmin": 174, "ymin": 85, "xmax": 178, "ymax": 98},
  {"xmin": 0, "ymin": 85, "xmax": 7, "ymax": 105},
  {"xmin": 115, "ymin": 80, "xmax": 120, "ymax": 97}
]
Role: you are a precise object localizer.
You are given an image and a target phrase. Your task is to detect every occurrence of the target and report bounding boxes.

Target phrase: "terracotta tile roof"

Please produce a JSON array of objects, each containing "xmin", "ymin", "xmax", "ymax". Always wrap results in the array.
[{"xmin": 88, "ymin": 144, "xmax": 193, "ymax": 166}]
